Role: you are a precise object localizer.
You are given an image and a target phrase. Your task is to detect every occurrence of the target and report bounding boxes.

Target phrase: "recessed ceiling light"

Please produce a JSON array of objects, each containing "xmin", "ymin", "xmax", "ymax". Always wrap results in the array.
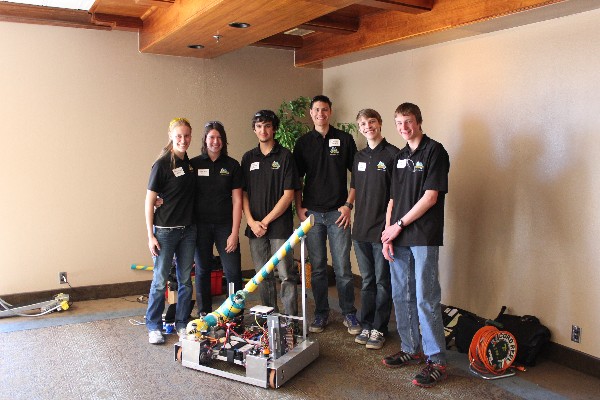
[
  {"xmin": 188, "ymin": 44, "xmax": 205, "ymax": 49},
  {"xmin": 229, "ymin": 22, "xmax": 250, "ymax": 29}
]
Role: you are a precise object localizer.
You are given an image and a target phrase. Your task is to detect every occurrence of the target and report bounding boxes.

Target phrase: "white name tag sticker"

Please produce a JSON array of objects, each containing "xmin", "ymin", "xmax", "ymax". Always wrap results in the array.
[
  {"xmin": 250, "ymin": 162, "xmax": 260, "ymax": 171},
  {"xmin": 172, "ymin": 167, "xmax": 185, "ymax": 177},
  {"xmin": 397, "ymin": 159, "xmax": 407, "ymax": 169},
  {"xmin": 197, "ymin": 169, "xmax": 209, "ymax": 177},
  {"xmin": 358, "ymin": 162, "xmax": 366, "ymax": 171},
  {"xmin": 329, "ymin": 139, "xmax": 340, "ymax": 147}
]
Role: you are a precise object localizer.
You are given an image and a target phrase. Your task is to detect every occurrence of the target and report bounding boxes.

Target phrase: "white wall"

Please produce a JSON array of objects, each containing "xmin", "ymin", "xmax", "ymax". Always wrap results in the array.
[
  {"xmin": 0, "ymin": 22, "xmax": 322, "ymax": 295},
  {"xmin": 324, "ymin": 9, "xmax": 600, "ymax": 356}
]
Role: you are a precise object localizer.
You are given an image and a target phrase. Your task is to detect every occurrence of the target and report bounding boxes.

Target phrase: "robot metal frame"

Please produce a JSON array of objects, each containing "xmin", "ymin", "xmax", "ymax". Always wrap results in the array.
[{"xmin": 175, "ymin": 216, "xmax": 319, "ymax": 388}]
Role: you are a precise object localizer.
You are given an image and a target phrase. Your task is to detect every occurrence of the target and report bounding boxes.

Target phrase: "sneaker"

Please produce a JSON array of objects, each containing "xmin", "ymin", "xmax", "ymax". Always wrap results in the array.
[
  {"xmin": 343, "ymin": 313, "xmax": 362, "ymax": 335},
  {"xmin": 309, "ymin": 314, "xmax": 328, "ymax": 333},
  {"xmin": 148, "ymin": 330, "xmax": 164, "ymax": 344},
  {"xmin": 177, "ymin": 328, "xmax": 187, "ymax": 340},
  {"xmin": 355, "ymin": 329, "xmax": 370, "ymax": 345},
  {"xmin": 366, "ymin": 329, "xmax": 385, "ymax": 349},
  {"xmin": 412, "ymin": 360, "xmax": 447, "ymax": 387},
  {"xmin": 382, "ymin": 350, "xmax": 424, "ymax": 368}
]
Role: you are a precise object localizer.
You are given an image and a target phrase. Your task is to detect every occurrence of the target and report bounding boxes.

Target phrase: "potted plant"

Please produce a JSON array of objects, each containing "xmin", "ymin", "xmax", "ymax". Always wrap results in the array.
[{"xmin": 275, "ymin": 96, "xmax": 312, "ymax": 152}]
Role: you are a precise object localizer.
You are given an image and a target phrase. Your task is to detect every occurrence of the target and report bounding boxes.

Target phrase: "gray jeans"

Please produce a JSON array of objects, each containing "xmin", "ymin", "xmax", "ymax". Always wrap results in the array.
[{"xmin": 249, "ymin": 237, "xmax": 298, "ymax": 315}]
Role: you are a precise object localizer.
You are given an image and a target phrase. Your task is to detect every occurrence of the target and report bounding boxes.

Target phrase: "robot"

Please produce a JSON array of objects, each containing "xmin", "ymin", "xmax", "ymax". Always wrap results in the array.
[{"xmin": 175, "ymin": 216, "xmax": 318, "ymax": 388}]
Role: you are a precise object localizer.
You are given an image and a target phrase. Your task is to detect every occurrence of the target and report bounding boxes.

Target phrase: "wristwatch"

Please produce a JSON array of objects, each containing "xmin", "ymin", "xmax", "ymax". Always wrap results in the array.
[
  {"xmin": 344, "ymin": 202, "xmax": 354, "ymax": 210},
  {"xmin": 396, "ymin": 219, "xmax": 404, "ymax": 228}
]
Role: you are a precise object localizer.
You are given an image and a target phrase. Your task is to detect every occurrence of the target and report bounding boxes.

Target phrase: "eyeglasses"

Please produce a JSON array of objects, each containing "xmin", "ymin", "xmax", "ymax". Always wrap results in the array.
[{"xmin": 205, "ymin": 120, "xmax": 223, "ymax": 128}]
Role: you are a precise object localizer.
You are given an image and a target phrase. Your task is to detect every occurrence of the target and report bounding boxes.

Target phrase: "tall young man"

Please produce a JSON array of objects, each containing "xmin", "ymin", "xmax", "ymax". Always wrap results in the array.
[
  {"xmin": 242, "ymin": 110, "xmax": 300, "ymax": 316},
  {"xmin": 350, "ymin": 109, "xmax": 399, "ymax": 350},
  {"xmin": 380, "ymin": 103, "xmax": 450, "ymax": 387},
  {"xmin": 293, "ymin": 95, "xmax": 360, "ymax": 334}
]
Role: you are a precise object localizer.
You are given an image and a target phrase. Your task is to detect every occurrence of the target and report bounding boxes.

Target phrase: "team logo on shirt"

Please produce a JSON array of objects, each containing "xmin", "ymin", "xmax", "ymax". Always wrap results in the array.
[
  {"xmin": 219, "ymin": 168, "xmax": 230, "ymax": 176},
  {"xmin": 330, "ymin": 147, "xmax": 339, "ymax": 155},
  {"xmin": 271, "ymin": 161, "xmax": 281, "ymax": 170},
  {"xmin": 415, "ymin": 161, "xmax": 424, "ymax": 171},
  {"xmin": 376, "ymin": 161, "xmax": 386, "ymax": 171}
]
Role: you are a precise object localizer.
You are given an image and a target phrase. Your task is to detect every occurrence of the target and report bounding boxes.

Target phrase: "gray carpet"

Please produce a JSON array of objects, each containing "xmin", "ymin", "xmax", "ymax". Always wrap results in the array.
[{"xmin": 0, "ymin": 302, "xmax": 545, "ymax": 400}]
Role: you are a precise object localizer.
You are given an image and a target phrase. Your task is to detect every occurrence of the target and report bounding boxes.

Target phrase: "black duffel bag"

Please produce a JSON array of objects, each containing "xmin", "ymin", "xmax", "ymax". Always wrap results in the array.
[
  {"xmin": 453, "ymin": 312, "xmax": 486, "ymax": 353},
  {"xmin": 495, "ymin": 310, "xmax": 551, "ymax": 366}
]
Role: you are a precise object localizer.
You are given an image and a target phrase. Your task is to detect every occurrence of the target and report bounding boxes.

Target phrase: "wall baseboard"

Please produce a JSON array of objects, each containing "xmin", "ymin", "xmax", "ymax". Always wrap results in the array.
[
  {"xmin": 0, "ymin": 280, "xmax": 152, "ymax": 306},
  {"xmin": 542, "ymin": 342, "xmax": 600, "ymax": 379},
  {"xmin": 3, "ymin": 279, "xmax": 599, "ymax": 379}
]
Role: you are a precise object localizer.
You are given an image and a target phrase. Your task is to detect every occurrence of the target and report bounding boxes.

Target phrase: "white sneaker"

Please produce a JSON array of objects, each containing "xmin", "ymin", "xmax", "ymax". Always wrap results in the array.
[
  {"xmin": 149, "ymin": 330, "xmax": 164, "ymax": 344},
  {"xmin": 366, "ymin": 329, "xmax": 385, "ymax": 350},
  {"xmin": 177, "ymin": 328, "xmax": 187, "ymax": 340}
]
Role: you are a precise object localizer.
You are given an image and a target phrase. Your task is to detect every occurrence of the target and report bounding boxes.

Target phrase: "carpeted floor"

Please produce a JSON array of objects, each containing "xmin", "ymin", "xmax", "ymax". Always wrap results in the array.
[{"xmin": 0, "ymin": 295, "xmax": 534, "ymax": 400}]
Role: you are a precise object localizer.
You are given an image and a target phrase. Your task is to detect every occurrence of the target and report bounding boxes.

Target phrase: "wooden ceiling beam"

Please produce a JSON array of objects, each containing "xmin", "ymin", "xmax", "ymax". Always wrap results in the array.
[
  {"xmin": 134, "ymin": 0, "xmax": 174, "ymax": 7},
  {"xmin": 295, "ymin": 0, "xmax": 569, "ymax": 67},
  {"xmin": 253, "ymin": 33, "xmax": 304, "ymax": 50},
  {"xmin": 91, "ymin": 13, "xmax": 143, "ymax": 31},
  {"xmin": 299, "ymin": 14, "xmax": 359, "ymax": 35},
  {"xmin": 0, "ymin": 2, "xmax": 108, "ymax": 30},
  {"xmin": 138, "ymin": 0, "xmax": 360, "ymax": 58},
  {"xmin": 358, "ymin": 0, "xmax": 433, "ymax": 14}
]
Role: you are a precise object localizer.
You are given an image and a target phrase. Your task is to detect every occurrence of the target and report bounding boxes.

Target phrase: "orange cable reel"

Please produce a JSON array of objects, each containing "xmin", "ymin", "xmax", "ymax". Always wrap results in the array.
[{"xmin": 468, "ymin": 325, "xmax": 518, "ymax": 375}]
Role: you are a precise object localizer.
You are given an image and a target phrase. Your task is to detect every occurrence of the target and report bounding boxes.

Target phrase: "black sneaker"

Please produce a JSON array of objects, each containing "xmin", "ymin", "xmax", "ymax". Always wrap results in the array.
[
  {"xmin": 412, "ymin": 360, "xmax": 447, "ymax": 387},
  {"xmin": 355, "ymin": 329, "xmax": 370, "ymax": 345},
  {"xmin": 382, "ymin": 350, "xmax": 424, "ymax": 368}
]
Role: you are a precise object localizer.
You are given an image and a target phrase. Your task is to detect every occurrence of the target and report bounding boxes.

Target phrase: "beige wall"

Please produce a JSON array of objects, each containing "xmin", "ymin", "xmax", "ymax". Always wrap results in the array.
[
  {"xmin": 0, "ymin": 23, "xmax": 321, "ymax": 295},
  {"xmin": 324, "ymin": 9, "xmax": 600, "ymax": 356}
]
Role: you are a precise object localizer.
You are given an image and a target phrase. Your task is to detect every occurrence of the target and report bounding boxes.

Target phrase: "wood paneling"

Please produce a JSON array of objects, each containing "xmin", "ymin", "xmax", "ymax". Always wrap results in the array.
[
  {"xmin": 294, "ymin": 0, "xmax": 568, "ymax": 67},
  {"xmin": 2, "ymin": 0, "xmax": 596, "ymax": 68},
  {"xmin": 138, "ymin": 0, "xmax": 359, "ymax": 58}
]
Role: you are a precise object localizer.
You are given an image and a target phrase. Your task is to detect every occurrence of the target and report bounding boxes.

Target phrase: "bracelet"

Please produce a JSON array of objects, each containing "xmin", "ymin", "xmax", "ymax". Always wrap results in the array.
[{"xmin": 344, "ymin": 202, "xmax": 353, "ymax": 210}]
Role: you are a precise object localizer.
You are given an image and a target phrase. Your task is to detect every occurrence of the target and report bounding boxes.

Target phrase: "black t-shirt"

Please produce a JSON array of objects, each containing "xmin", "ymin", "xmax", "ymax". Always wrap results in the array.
[
  {"xmin": 241, "ymin": 142, "xmax": 300, "ymax": 239},
  {"xmin": 293, "ymin": 126, "xmax": 357, "ymax": 212},
  {"xmin": 147, "ymin": 152, "xmax": 195, "ymax": 227},
  {"xmin": 390, "ymin": 135, "xmax": 450, "ymax": 246},
  {"xmin": 351, "ymin": 139, "xmax": 400, "ymax": 242},
  {"xmin": 190, "ymin": 154, "xmax": 243, "ymax": 225}
]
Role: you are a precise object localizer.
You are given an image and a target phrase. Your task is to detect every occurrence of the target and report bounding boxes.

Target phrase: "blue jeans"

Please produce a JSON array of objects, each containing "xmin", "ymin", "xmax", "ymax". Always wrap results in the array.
[
  {"xmin": 353, "ymin": 240, "xmax": 392, "ymax": 333},
  {"xmin": 194, "ymin": 222, "xmax": 242, "ymax": 314},
  {"xmin": 146, "ymin": 225, "xmax": 196, "ymax": 332},
  {"xmin": 389, "ymin": 245, "xmax": 446, "ymax": 364},
  {"xmin": 249, "ymin": 237, "xmax": 298, "ymax": 315},
  {"xmin": 306, "ymin": 210, "xmax": 356, "ymax": 317}
]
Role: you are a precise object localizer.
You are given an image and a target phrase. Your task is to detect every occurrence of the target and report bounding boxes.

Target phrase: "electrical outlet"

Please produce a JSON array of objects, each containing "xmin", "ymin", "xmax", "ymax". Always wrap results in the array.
[
  {"xmin": 571, "ymin": 325, "xmax": 581, "ymax": 343},
  {"xmin": 59, "ymin": 272, "xmax": 68, "ymax": 284}
]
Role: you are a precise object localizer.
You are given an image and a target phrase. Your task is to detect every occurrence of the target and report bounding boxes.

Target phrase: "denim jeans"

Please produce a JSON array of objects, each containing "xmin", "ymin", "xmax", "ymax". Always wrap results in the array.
[
  {"xmin": 353, "ymin": 240, "xmax": 392, "ymax": 333},
  {"xmin": 194, "ymin": 222, "xmax": 242, "ymax": 314},
  {"xmin": 389, "ymin": 245, "xmax": 446, "ymax": 364},
  {"xmin": 306, "ymin": 210, "xmax": 356, "ymax": 317},
  {"xmin": 146, "ymin": 225, "xmax": 196, "ymax": 332},
  {"xmin": 249, "ymin": 237, "xmax": 298, "ymax": 315}
]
